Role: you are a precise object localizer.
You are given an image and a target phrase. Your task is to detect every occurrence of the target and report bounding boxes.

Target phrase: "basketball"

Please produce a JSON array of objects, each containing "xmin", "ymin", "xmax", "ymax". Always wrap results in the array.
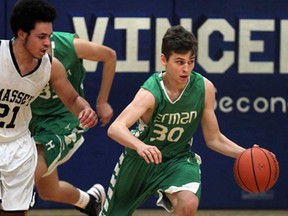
[{"xmin": 233, "ymin": 146, "xmax": 279, "ymax": 193}]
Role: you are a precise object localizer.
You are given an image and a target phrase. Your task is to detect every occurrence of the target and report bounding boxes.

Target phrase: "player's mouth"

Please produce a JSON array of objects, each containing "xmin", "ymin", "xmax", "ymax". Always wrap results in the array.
[
  {"xmin": 40, "ymin": 48, "xmax": 47, "ymax": 55},
  {"xmin": 179, "ymin": 75, "xmax": 189, "ymax": 81}
]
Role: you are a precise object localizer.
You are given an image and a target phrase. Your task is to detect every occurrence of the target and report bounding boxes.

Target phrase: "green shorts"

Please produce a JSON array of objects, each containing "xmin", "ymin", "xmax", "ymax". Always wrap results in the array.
[
  {"xmin": 102, "ymin": 151, "xmax": 201, "ymax": 216},
  {"xmin": 29, "ymin": 113, "xmax": 88, "ymax": 176}
]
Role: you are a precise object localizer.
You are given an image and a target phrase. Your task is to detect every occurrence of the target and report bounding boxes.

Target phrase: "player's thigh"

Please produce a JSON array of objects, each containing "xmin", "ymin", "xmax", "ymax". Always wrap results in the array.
[{"xmin": 1, "ymin": 134, "xmax": 37, "ymax": 210}]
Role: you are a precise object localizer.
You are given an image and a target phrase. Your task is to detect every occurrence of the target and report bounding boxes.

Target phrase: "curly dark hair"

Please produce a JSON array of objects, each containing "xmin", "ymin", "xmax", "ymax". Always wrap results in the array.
[
  {"xmin": 161, "ymin": 25, "xmax": 198, "ymax": 60},
  {"xmin": 10, "ymin": 0, "xmax": 57, "ymax": 37}
]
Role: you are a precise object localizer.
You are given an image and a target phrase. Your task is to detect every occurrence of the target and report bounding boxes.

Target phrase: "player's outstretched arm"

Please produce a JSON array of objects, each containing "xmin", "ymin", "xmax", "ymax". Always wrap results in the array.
[
  {"xmin": 50, "ymin": 57, "xmax": 98, "ymax": 128},
  {"xmin": 201, "ymin": 78, "xmax": 245, "ymax": 158}
]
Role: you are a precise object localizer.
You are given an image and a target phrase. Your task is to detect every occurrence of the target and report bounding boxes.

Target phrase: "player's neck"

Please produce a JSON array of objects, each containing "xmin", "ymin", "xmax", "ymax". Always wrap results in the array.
[
  {"xmin": 162, "ymin": 73, "xmax": 186, "ymax": 101},
  {"xmin": 12, "ymin": 40, "xmax": 39, "ymax": 75}
]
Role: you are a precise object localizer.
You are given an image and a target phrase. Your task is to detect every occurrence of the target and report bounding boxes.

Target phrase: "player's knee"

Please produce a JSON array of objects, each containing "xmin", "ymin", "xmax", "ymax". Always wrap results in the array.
[
  {"xmin": 174, "ymin": 197, "xmax": 198, "ymax": 216},
  {"xmin": 182, "ymin": 202, "xmax": 197, "ymax": 216},
  {"xmin": 37, "ymin": 191, "xmax": 50, "ymax": 201},
  {"xmin": 37, "ymin": 189, "xmax": 56, "ymax": 201}
]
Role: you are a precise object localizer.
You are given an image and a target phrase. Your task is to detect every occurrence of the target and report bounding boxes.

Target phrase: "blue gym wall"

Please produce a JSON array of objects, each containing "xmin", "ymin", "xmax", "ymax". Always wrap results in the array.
[{"xmin": 2, "ymin": 0, "xmax": 288, "ymax": 210}]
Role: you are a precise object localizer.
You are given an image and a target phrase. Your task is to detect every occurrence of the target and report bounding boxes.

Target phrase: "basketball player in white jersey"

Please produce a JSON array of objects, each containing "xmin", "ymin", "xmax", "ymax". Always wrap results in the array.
[{"xmin": 0, "ymin": 1, "xmax": 97, "ymax": 216}]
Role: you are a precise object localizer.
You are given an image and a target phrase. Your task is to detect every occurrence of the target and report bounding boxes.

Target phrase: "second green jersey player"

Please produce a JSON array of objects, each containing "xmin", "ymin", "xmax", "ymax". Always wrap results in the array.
[{"xmin": 29, "ymin": 32, "xmax": 116, "ymax": 216}]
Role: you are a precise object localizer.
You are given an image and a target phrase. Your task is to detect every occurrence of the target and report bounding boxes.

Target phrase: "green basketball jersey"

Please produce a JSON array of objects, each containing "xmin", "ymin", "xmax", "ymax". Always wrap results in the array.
[
  {"xmin": 128, "ymin": 71, "xmax": 205, "ymax": 160},
  {"xmin": 31, "ymin": 32, "xmax": 86, "ymax": 116}
]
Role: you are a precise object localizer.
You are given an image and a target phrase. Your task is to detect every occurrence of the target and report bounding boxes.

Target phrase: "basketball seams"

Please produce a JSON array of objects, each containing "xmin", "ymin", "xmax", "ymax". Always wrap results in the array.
[
  {"xmin": 259, "ymin": 148, "xmax": 272, "ymax": 192},
  {"xmin": 251, "ymin": 147, "xmax": 262, "ymax": 192}
]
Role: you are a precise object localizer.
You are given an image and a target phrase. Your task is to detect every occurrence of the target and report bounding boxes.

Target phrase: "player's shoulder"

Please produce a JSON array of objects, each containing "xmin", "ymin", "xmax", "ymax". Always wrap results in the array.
[
  {"xmin": 192, "ymin": 71, "xmax": 213, "ymax": 88},
  {"xmin": 51, "ymin": 56, "xmax": 64, "ymax": 67},
  {"xmin": 135, "ymin": 88, "xmax": 156, "ymax": 108},
  {"xmin": 201, "ymin": 76, "xmax": 215, "ymax": 95}
]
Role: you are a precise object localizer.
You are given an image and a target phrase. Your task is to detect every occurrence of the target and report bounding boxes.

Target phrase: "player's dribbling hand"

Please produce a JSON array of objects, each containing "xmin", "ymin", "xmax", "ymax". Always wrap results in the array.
[
  {"xmin": 137, "ymin": 144, "xmax": 162, "ymax": 164},
  {"xmin": 253, "ymin": 143, "xmax": 276, "ymax": 158},
  {"xmin": 78, "ymin": 108, "xmax": 98, "ymax": 128}
]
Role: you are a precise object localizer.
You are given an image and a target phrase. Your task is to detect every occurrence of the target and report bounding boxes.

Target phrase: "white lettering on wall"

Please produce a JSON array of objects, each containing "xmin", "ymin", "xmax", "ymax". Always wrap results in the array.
[
  {"xmin": 280, "ymin": 20, "xmax": 288, "ymax": 74},
  {"xmin": 155, "ymin": 18, "xmax": 172, "ymax": 72},
  {"xmin": 238, "ymin": 19, "xmax": 275, "ymax": 74},
  {"xmin": 72, "ymin": 17, "xmax": 287, "ymax": 75},
  {"xmin": 73, "ymin": 17, "xmax": 109, "ymax": 71},
  {"xmin": 198, "ymin": 19, "xmax": 235, "ymax": 73},
  {"xmin": 115, "ymin": 18, "xmax": 150, "ymax": 72}
]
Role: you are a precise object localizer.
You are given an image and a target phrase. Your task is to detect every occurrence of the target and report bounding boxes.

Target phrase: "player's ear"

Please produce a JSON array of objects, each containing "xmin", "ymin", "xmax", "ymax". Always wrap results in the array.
[
  {"xmin": 17, "ymin": 29, "xmax": 28, "ymax": 40},
  {"xmin": 160, "ymin": 54, "xmax": 167, "ymax": 66}
]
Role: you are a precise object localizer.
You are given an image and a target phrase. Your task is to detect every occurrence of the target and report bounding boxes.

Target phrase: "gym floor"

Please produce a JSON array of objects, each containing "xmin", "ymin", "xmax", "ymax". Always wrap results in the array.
[{"xmin": 29, "ymin": 209, "xmax": 288, "ymax": 216}]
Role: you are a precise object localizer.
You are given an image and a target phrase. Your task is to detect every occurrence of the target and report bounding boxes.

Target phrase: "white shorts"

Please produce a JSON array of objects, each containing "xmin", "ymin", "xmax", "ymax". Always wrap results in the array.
[{"xmin": 0, "ymin": 132, "xmax": 37, "ymax": 211}]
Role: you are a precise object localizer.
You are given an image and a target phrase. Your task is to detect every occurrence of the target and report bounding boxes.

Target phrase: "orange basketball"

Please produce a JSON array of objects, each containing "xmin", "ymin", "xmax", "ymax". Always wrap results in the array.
[{"xmin": 233, "ymin": 146, "xmax": 279, "ymax": 193}]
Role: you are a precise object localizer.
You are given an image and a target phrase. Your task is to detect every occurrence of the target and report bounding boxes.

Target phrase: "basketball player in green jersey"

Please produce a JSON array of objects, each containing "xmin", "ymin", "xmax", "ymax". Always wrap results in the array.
[
  {"xmin": 102, "ymin": 25, "xmax": 246, "ymax": 216},
  {"xmin": 29, "ymin": 32, "xmax": 116, "ymax": 216}
]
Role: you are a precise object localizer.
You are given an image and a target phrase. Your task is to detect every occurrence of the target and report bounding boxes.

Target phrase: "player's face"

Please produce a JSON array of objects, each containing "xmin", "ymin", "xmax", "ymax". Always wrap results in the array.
[
  {"xmin": 161, "ymin": 51, "xmax": 195, "ymax": 85},
  {"xmin": 24, "ymin": 22, "xmax": 52, "ymax": 59}
]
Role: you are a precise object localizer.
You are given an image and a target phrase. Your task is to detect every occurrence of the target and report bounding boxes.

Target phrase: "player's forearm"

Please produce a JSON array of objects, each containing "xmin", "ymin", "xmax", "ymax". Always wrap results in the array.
[
  {"xmin": 68, "ymin": 95, "xmax": 92, "ymax": 117},
  {"xmin": 206, "ymin": 134, "xmax": 245, "ymax": 159},
  {"xmin": 97, "ymin": 62, "xmax": 116, "ymax": 104},
  {"xmin": 108, "ymin": 121, "xmax": 140, "ymax": 150}
]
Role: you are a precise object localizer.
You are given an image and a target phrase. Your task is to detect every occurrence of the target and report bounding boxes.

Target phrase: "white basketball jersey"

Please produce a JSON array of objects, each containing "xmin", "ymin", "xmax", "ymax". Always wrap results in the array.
[{"xmin": 0, "ymin": 40, "xmax": 51, "ymax": 142}]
